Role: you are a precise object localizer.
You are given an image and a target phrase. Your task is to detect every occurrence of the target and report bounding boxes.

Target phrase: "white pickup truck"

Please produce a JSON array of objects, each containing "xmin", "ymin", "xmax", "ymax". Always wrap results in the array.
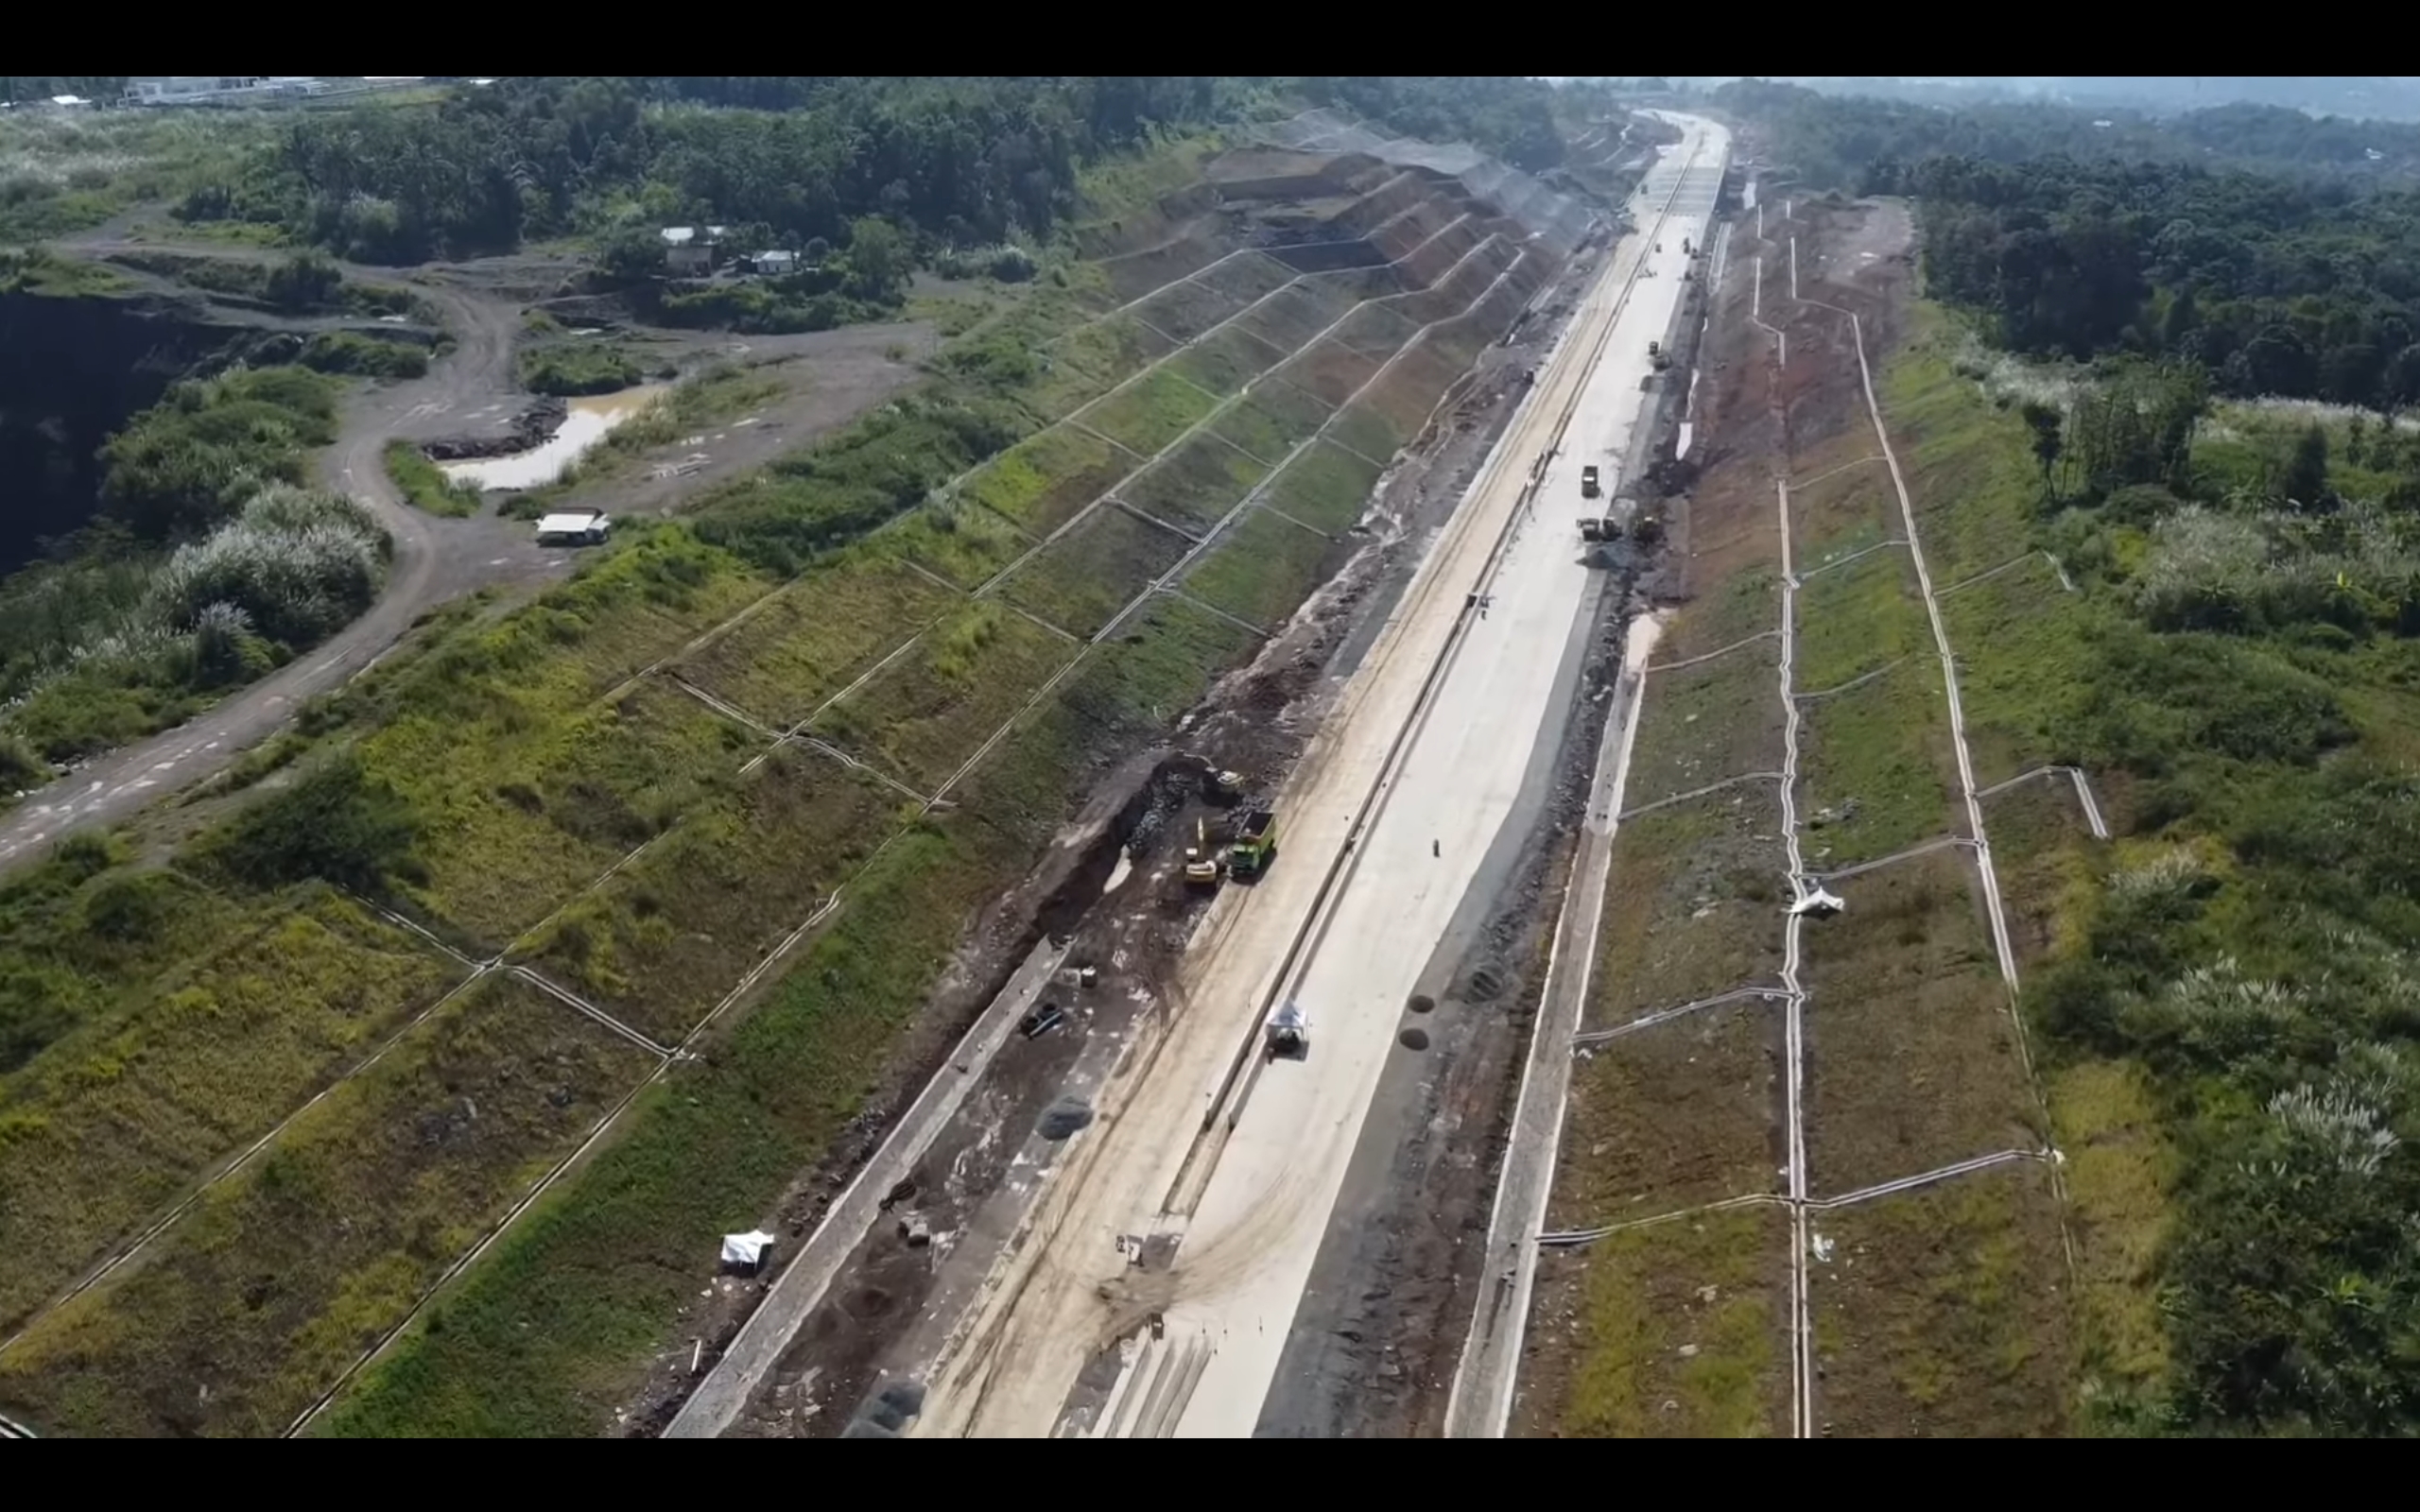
[{"xmin": 535, "ymin": 508, "xmax": 612, "ymax": 547}]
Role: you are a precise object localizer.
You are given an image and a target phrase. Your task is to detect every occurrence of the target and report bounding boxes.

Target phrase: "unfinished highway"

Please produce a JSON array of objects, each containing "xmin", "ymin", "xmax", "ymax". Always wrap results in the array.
[{"xmin": 887, "ymin": 117, "xmax": 1733, "ymax": 1438}]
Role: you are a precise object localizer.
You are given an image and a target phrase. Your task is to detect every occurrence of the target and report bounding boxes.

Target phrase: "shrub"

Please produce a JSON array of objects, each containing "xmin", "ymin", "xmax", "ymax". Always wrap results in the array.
[
  {"xmin": 98, "ymin": 366, "xmax": 339, "ymax": 541},
  {"xmin": 191, "ymin": 600, "xmax": 276, "ymax": 685},
  {"xmin": 199, "ymin": 747, "xmax": 417, "ymax": 893},
  {"xmin": 649, "ymin": 282, "xmax": 875, "ymax": 335},
  {"xmin": 0, "ymin": 730, "xmax": 44, "ymax": 793},
  {"xmin": 153, "ymin": 484, "xmax": 387, "ymax": 647},
  {"xmin": 384, "ymin": 440, "xmax": 482, "ymax": 518},
  {"xmin": 2062, "ymin": 626, "xmax": 2354, "ymax": 775},
  {"xmin": 519, "ymin": 343, "xmax": 642, "ymax": 396},
  {"xmin": 263, "ymin": 252, "xmax": 343, "ymax": 312}
]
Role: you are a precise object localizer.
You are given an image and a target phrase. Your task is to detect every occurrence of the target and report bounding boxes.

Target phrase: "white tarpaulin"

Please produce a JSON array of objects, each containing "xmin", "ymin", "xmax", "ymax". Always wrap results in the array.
[
  {"xmin": 1787, "ymin": 887, "xmax": 1845, "ymax": 918},
  {"xmin": 721, "ymin": 1229, "xmax": 777, "ymax": 1268}
]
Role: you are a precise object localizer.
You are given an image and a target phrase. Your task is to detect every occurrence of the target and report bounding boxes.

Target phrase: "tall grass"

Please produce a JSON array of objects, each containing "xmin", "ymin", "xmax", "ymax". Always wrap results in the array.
[
  {"xmin": 1, "ymin": 484, "xmax": 388, "ymax": 755},
  {"xmin": 383, "ymin": 440, "xmax": 481, "ymax": 518},
  {"xmin": 154, "ymin": 484, "xmax": 386, "ymax": 644},
  {"xmin": 0, "ymin": 108, "xmax": 277, "ymax": 238}
]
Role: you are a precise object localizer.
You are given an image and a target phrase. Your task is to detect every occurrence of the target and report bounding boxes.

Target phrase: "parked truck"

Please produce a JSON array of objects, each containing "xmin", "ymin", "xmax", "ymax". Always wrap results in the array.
[
  {"xmin": 1228, "ymin": 809, "xmax": 1278, "ymax": 880},
  {"xmin": 1581, "ymin": 464, "xmax": 1601, "ymax": 499}
]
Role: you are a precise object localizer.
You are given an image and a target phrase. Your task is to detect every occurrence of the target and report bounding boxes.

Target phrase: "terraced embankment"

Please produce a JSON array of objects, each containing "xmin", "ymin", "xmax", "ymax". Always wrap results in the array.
[
  {"xmin": 1510, "ymin": 196, "xmax": 2094, "ymax": 1440},
  {"xmin": 0, "ymin": 126, "xmax": 1616, "ymax": 1437}
]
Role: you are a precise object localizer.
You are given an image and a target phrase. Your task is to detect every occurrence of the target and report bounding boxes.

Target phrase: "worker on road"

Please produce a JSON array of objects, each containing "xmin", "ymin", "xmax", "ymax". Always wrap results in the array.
[{"xmin": 1434, "ymin": 839, "xmax": 1441, "ymax": 858}]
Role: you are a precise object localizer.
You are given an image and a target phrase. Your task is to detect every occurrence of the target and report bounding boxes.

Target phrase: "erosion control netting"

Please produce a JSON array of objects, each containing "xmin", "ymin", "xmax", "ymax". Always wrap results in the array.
[{"xmin": 1255, "ymin": 110, "xmax": 1599, "ymax": 259}]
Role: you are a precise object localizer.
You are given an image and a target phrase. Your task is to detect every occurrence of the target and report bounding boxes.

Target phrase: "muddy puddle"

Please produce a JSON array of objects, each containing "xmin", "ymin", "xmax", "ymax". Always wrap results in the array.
[{"xmin": 441, "ymin": 385, "xmax": 666, "ymax": 490}]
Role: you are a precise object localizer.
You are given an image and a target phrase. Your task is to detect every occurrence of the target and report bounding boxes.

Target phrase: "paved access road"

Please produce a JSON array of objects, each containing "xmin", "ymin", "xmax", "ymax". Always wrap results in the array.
[{"xmin": 907, "ymin": 117, "xmax": 1732, "ymax": 1439}]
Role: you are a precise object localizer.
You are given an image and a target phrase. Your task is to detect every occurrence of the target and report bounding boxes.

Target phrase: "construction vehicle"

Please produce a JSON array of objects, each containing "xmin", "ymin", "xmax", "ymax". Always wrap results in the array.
[
  {"xmin": 1579, "ymin": 516, "xmax": 1619, "ymax": 544},
  {"xmin": 1228, "ymin": 809, "xmax": 1278, "ymax": 880},
  {"xmin": 1184, "ymin": 816, "xmax": 1222, "ymax": 889},
  {"xmin": 1265, "ymin": 1000, "xmax": 1309, "ymax": 1058},
  {"xmin": 1581, "ymin": 464, "xmax": 1601, "ymax": 499},
  {"xmin": 1682, "ymin": 236, "xmax": 1693, "ymax": 256},
  {"xmin": 1648, "ymin": 341, "xmax": 1671, "ymax": 371}
]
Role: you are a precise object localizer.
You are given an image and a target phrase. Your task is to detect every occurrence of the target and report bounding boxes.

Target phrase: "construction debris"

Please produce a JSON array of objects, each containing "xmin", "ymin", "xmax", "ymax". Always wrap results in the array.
[{"xmin": 720, "ymin": 1230, "xmax": 778, "ymax": 1275}]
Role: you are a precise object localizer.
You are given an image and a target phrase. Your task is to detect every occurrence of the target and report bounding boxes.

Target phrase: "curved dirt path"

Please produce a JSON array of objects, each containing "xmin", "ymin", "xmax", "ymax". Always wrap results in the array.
[
  {"xmin": 0, "ymin": 237, "xmax": 566, "ymax": 875},
  {"xmin": 1, "ymin": 229, "xmax": 935, "ymax": 877}
]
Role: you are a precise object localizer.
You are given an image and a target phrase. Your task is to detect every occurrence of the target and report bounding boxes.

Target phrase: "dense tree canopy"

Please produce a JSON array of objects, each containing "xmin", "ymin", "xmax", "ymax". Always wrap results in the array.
[
  {"xmin": 1719, "ymin": 78, "xmax": 2420, "ymax": 188},
  {"xmin": 1723, "ymin": 80, "xmax": 2420, "ymax": 409},
  {"xmin": 182, "ymin": 77, "xmax": 1261, "ymax": 264},
  {"xmin": 0, "ymin": 77, "xmax": 128, "ymax": 104},
  {"xmin": 1298, "ymin": 76, "xmax": 1567, "ymax": 172},
  {"xmin": 179, "ymin": 76, "xmax": 1587, "ymax": 266}
]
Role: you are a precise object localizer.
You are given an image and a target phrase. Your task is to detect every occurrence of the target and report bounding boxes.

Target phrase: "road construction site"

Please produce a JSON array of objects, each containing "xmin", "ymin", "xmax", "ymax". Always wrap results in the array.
[
  {"xmin": 661, "ymin": 116, "xmax": 1733, "ymax": 1439},
  {"xmin": 0, "ymin": 113, "xmax": 1639, "ymax": 1440}
]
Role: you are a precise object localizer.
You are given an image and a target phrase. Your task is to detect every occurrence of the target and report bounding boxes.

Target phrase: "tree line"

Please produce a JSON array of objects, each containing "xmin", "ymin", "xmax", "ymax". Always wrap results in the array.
[
  {"xmin": 172, "ymin": 77, "xmax": 1589, "ymax": 267},
  {"xmin": 1720, "ymin": 78, "xmax": 2420, "ymax": 188},
  {"xmin": 0, "ymin": 77, "xmax": 128, "ymax": 103},
  {"xmin": 1722, "ymin": 80, "xmax": 2420, "ymax": 411}
]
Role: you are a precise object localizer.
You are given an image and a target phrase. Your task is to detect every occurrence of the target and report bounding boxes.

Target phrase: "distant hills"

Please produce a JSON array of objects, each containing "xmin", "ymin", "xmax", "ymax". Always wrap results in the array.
[{"xmin": 1663, "ymin": 77, "xmax": 2420, "ymax": 123}]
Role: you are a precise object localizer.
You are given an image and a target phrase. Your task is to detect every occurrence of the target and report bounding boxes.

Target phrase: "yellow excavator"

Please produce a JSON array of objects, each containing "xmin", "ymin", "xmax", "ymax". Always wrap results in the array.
[{"xmin": 1184, "ymin": 816, "xmax": 1223, "ymax": 889}]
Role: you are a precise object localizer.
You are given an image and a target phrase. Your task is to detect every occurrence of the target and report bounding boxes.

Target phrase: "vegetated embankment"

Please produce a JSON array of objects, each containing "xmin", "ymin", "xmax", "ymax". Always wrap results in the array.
[
  {"xmin": 0, "ymin": 133, "xmax": 1594, "ymax": 1437},
  {"xmin": 1514, "ymin": 196, "xmax": 2085, "ymax": 1440}
]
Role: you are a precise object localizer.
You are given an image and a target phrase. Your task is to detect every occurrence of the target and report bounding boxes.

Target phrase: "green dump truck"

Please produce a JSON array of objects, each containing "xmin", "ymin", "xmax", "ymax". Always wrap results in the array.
[{"xmin": 1228, "ymin": 809, "xmax": 1278, "ymax": 880}]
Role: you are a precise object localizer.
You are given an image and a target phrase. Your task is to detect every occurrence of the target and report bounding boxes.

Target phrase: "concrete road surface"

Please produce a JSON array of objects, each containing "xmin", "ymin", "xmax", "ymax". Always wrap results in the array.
[{"xmin": 908, "ymin": 117, "xmax": 1731, "ymax": 1439}]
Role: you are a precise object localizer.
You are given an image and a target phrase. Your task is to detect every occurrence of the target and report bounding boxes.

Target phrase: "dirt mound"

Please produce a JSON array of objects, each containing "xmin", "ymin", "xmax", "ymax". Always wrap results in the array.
[{"xmin": 417, "ymin": 398, "xmax": 566, "ymax": 461}]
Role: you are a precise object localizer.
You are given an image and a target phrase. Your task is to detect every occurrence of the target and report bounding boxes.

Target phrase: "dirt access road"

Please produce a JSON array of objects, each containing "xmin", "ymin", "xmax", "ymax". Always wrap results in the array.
[
  {"xmin": 907, "ymin": 119, "xmax": 1731, "ymax": 1439},
  {"xmin": 0, "ymin": 229, "xmax": 927, "ymax": 876}
]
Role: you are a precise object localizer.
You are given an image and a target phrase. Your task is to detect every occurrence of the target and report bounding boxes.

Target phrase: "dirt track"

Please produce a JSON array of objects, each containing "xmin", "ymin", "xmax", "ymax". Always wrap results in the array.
[{"xmin": 0, "ymin": 228, "xmax": 929, "ymax": 876}]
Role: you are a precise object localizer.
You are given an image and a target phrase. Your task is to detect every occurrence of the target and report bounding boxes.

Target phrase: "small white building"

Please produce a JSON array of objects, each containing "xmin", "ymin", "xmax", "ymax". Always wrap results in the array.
[
  {"xmin": 660, "ymin": 226, "xmax": 728, "ymax": 276},
  {"xmin": 748, "ymin": 249, "xmax": 799, "ymax": 277}
]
